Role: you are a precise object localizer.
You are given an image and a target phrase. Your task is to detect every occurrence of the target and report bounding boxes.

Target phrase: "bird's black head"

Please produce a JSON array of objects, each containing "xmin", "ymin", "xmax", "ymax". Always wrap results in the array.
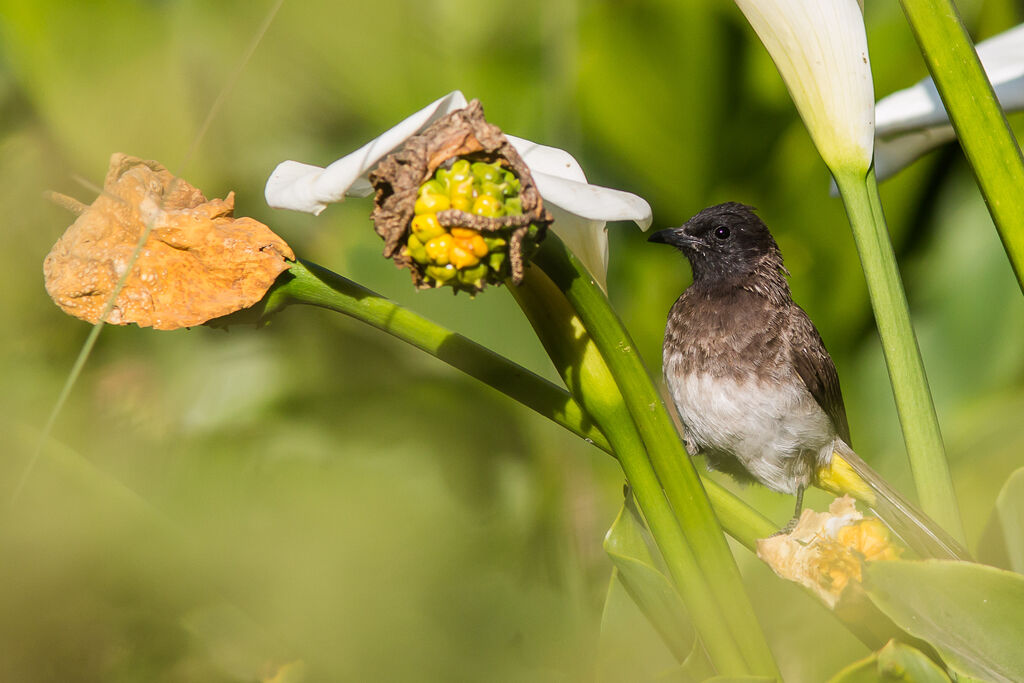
[{"xmin": 648, "ymin": 202, "xmax": 786, "ymax": 287}]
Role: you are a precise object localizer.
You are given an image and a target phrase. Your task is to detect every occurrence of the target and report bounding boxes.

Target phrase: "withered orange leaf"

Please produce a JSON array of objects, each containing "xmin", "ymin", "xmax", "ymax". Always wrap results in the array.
[{"xmin": 44, "ymin": 154, "xmax": 294, "ymax": 330}]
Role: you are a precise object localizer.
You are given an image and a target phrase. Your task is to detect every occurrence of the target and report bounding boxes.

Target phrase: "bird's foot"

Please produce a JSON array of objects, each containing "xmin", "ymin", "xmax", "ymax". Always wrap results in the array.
[
  {"xmin": 773, "ymin": 514, "xmax": 801, "ymax": 536},
  {"xmin": 771, "ymin": 485, "xmax": 805, "ymax": 536}
]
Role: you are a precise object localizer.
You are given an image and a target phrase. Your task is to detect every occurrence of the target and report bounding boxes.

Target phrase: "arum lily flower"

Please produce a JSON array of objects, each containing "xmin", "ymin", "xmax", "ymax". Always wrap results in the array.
[
  {"xmin": 873, "ymin": 23, "xmax": 1024, "ymax": 182},
  {"xmin": 265, "ymin": 91, "xmax": 652, "ymax": 290},
  {"xmin": 734, "ymin": 0, "xmax": 875, "ymax": 175}
]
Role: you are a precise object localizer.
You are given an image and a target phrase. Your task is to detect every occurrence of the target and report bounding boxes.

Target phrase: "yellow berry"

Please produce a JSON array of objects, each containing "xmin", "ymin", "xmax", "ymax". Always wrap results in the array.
[
  {"xmin": 425, "ymin": 264, "xmax": 456, "ymax": 283},
  {"xmin": 414, "ymin": 193, "xmax": 450, "ymax": 215},
  {"xmin": 471, "ymin": 161, "xmax": 501, "ymax": 183},
  {"xmin": 450, "ymin": 159, "xmax": 471, "ymax": 180},
  {"xmin": 472, "ymin": 195, "xmax": 503, "ymax": 217},
  {"xmin": 450, "ymin": 177, "xmax": 474, "ymax": 199},
  {"xmin": 411, "ymin": 214, "xmax": 445, "ymax": 242},
  {"xmin": 480, "ymin": 181, "xmax": 503, "ymax": 199},
  {"xmin": 457, "ymin": 264, "xmax": 489, "ymax": 287},
  {"xmin": 488, "ymin": 251, "xmax": 507, "ymax": 272},
  {"xmin": 419, "ymin": 179, "xmax": 446, "ymax": 197},
  {"xmin": 450, "ymin": 195, "xmax": 472, "ymax": 212},
  {"xmin": 425, "ymin": 234, "xmax": 452, "ymax": 265},
  {"xmin": 405, "ymin": 234, "xmax": 428, "ymax": 264}
]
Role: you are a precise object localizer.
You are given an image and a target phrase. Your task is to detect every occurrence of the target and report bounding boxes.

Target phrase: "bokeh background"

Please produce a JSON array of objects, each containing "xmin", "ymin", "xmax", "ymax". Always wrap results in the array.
[{"xmin": 3, "ymin": 1, "xmax": 1023, "ymax": 680}]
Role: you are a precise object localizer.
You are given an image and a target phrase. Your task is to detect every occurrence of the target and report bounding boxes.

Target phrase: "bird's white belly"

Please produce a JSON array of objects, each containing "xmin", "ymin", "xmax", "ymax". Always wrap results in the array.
[{"xmin": 668, "ymin": 371, "xmax": 833, "ymax": 493}]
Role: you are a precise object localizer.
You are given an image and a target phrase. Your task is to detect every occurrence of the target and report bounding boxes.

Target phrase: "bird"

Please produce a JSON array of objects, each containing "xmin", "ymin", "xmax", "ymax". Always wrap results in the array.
[{"xmin": 648, "ymin": 202, "xmax": 968, "ymax": 560}]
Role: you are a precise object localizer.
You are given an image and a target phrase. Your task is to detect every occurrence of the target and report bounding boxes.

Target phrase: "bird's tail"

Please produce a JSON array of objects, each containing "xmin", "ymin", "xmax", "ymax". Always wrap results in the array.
[{"xmin": 814, "ymin": 441, "xmax": 970, "ymax": 561}]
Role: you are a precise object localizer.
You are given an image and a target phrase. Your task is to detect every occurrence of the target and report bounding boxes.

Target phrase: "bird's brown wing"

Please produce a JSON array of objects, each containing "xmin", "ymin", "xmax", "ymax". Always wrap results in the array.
[{"xmin": 789, "ymin": 305, "xmax": 851, "ymax": 444}]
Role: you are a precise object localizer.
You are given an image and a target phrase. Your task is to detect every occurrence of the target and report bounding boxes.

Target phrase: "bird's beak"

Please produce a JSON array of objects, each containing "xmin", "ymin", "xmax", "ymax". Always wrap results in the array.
[
  {"xmin": 648, "ymin": 228, "xmax": 698, "ymax": 247},
  {"xmin": 647, "ymin": 228, "xmax": 676, "ymax": 245}
]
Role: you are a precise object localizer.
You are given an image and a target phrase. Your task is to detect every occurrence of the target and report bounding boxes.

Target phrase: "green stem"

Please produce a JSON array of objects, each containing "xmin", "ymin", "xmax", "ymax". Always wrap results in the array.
[
  {"xmin": 269, "ymin": 260, "xmax": 608, "ymax": 451},
  {"xmin": 510, "ymin": 266, "xmax": 752, "ymax": 675},
  {"xmin": 531, "ymin": 239, "xmax": 779, "ymax": 678},
  {"xmin": 705, "ymin": 479, "xmax": 774, "ymax": 551},
  {"xmin": 834, "ymin": 169, "xmax": 965, "ymax": 542},
  {"xmin": 897, "ymin": 0, "xmax": 1024, "ymax": 292},
  {"xmin": 259, "ymin": 259, "xmax": 777, "ymax": 549},
  {"xmin": 241, "ymin": 254, "xmax": 902, "ymax": 653}
]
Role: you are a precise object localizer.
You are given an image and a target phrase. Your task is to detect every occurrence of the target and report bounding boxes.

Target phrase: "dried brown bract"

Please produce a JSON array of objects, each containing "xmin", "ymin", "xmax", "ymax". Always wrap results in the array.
[
  {"xmin": 369, "ymin": 99, "xmax": 552, "ymax": 293},
  {"xmin": 44, "ymin": 154, "xmax": 294, "ymax": 330}
]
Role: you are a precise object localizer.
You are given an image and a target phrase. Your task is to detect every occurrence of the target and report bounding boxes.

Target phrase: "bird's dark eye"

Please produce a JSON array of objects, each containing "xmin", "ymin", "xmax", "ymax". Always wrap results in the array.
[{"xmin": 713, "ymin": 226, "xmax": 731, "ymax": 240}]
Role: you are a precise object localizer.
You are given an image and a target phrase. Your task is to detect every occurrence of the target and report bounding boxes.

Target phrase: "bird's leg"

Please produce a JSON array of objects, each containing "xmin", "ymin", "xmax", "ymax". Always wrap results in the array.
[{"xmin": 776, "ymin": 485, "xmax": 805, "ymax": 535}]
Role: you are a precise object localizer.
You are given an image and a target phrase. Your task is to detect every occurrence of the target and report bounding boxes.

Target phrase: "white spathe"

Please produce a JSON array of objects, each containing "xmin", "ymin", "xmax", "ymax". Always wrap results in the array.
[
  {"xmin": 735, "ymin": 0, "xmax": 875, "ymax": 173},
  {"xmin": 265, "ymin": 91, "xmax": 652, "ymax": 289},
  {"xmin": 874, "ymin": 23, "xmax": 1024, "ymax": 182}
]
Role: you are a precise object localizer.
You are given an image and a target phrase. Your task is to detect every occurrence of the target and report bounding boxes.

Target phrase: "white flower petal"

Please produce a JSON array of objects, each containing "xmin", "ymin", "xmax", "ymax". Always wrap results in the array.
[
  {"xmin": 265, "ymin": 92, "xmax": 654, "ymax": 286},
  {"xmin": 508, "ymin": 138, "xmax": 652, "ymax": 289},
  {"xmin": 872, "ymin": 23, "xmax": 1024, "ymax": 182},
  {"xmin": 874, "ymin": 125, "xmax": 956, "ymax": 182},
  {"xmin": 506, "ymin": 135, "xmax": 588, "ymax": 183},
  {"xmin": 265, "ymin": 91, "xmax": 469, "ymax": 214},
  {"xmin": 548, "ymin": 206, "xmax": 610, "ymax": 291},
  {"xmin": 735, "ymin": 0, "xmax": 874, "ymax": 172},
  {"xmin": 877, "ymin": 24, "xmax": 1024, "ymax": 137},
  {"xmin": 533, "ymin": 171, "xmax": 653, "ymax": 229},
  {"xmin": 539, "ymin": 174, "xmax": 651, "ymax": 291}
]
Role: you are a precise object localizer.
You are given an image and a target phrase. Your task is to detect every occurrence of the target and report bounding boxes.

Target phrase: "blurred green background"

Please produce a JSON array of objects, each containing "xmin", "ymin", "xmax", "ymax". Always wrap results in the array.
[{"xmin": 2, "ymin": 1, "xmax": 1023, "ymax": 680}]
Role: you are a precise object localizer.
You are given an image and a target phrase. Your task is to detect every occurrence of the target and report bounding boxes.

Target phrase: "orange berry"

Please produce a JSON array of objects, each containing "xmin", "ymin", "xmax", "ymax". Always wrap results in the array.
[
  {"xmin": 469, "ymin": 234, "xmax": 488, "ymax": 257},
  {"xmin": 449, "ymin": 244, "xmax": 480, "ymax": 269}
]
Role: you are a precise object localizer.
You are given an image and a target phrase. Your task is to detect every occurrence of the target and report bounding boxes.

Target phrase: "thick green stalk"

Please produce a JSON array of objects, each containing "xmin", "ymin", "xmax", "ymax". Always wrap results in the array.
[
  {"xmin": 898, "ymin": 0, "xmax": 1024, "ymax": 291},
  {"xmin": 834, "ymin": 170, "xmax": 965, "ymax": 542},
  {"xmin": 510, "ymin": 266, "xmax": 751, "ymax": 676},
  {"xmin": 531, "ymin": 239, "xmax": 779, "ymax": 678}
]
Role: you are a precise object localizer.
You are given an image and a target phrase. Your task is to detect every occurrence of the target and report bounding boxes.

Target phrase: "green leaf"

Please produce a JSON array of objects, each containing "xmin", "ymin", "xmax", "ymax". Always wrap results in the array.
[
  {"xmin": 597, "ymin": 568, "xmax": 694, "ymax": 683},
  {"xmin": 598, "ymin": 498, "xmax": 722, "ymax": 682},
  {"xmin": 827, "ymin": 640, "xmax": 950, "ymax": 682},
  {"xmin": 676, "ymin": 638, "xmax": 716, "ymax": 682},
  {"xmin": 996, "ymin": 467, "xmax": 1024, "ymax": 573},
  {"xmin": 828, "ymin": 657, "xmax": 879, "ymax": 683},
  {"xmin": 864, "ymin": 560, "xmax": 1024, "ymax": 682},
  {"xmin": 601, "ymin": 497, "xmax": 696, "ymax": 665}
]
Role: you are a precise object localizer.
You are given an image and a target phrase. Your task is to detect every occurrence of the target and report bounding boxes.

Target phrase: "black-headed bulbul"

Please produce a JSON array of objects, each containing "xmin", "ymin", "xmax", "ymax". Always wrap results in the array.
[{"xmin": 649, "ymin": 202, "xmax": 967, "ymax": 560}]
